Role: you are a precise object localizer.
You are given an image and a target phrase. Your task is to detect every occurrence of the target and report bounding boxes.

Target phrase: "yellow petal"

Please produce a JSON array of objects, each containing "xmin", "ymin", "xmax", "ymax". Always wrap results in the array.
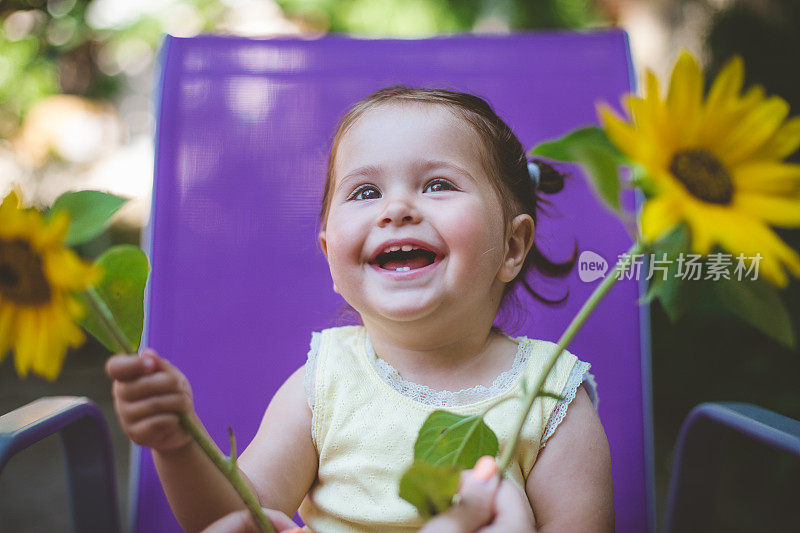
[
  {"xmin": 639, "ymin": 196, "xmax": 682, "ymax": 242},
  {"xmin": 13, "ymin": 309, "xmax": 37, "ymax": 378},
  {"xmin": 0, "ymin": 303, "xmax": 14, "ymax": 361},
  {"xmin": 598, "ymin": 104, "xmax": 642, "ymax": 161},
  {"xmin": 731, "ymin": 161, "xmax": 800, "ymax": 195},
  {"xmin": 644, "ymin": 69, "xmax": 662, "ymax": 103},
  {"xmin": 666, "ymin": 51, "xmax": 703, "ymax": 142},
  {"xmin": 734, "ymin": 192, "xmax": 800, "ymax": 227},
  {"xmin": 38, "ymin": 210, "xmax": 70, "ymax": 247},
  {"xmin": 756, "ymin": 115, "xmax": 800, "ymax": 160},
  {"xmin": 681, "ymin": 202, "xmax": 715, "ymax": 255},
  {"xmin": 719, "ymin": 96, "xmax": 790, "ymax": 165},
  {"xmin": 32, "ymin": 307, "xmax": 72, "ymax": 381},
  {"xmin": 704, "ymin": 56, "xmax": 743, "ymax": 118},
  {"xmin": 691, "ymin": 208, "xmax": 800, "ymax": 286},
  {"xmin": 0, "ymin": 189, "xmax": 21, "ymax": 212},
  {"xmin": 627, "ymin": 98, "xmax": 671, "ymax": 167},
  {"xmin": 44, "ymin": 247, "xmax": 101, "ymax": 290}
]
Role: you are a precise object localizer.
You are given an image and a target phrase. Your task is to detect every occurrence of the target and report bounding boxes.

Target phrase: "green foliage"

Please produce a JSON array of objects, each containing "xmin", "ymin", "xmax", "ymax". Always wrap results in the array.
[
  {"xmin": 276, "ymin": 0, "xmax": 607, "ymax": 35},
  {"xmin": 79, "ymin": 245, "xmax": 149, "ymax": 353},
  {"xmin": 398, "ymin": 460, "xmax": 461, "ymax": 519},
  {"xmin": 414, "ymin": 410, "xmax": 499, "ymax": 469},
  {"xmin": 529, "ymin": 126, "xmax": 627, "ymax": 211},
  {"xmin": 400, "ymin": 410, "xmax": 499, "ymax": 518},
  {"xmin": 644, "ymin": 225, "xmax": 795, "ymax": 348},
  {"xmin": 49, "ymin": 190, "xmax": 128, "ymax": 245},
  {"xmin": 0, "ymin": 34, "xmax": 60, "ymax": 126}
]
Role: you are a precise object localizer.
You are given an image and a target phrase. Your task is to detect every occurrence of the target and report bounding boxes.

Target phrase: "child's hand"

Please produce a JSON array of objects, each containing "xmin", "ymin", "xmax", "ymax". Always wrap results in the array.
[
  {"xmin": 106, "ymin": 348, "xmax": 195, "ymax": 452},
  {"xmin": 420, "ymin": 456, "xmax": 536, "ymax": 533},
  {"xmin": 200, "ymin": 508, "xmax": 302, "ymax": 533}
]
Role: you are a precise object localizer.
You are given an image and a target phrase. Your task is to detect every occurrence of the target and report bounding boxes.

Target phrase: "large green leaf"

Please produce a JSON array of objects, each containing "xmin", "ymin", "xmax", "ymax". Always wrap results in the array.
[
  {"xmin": 693, "ymin": 275, "xmax": 795, "ymax": 349},
  {"xmin": 645, "ymin": 225, "xmax": 795, "ymax": 348},
  {"xmin": 398, "ymin": 460, "xmax": 461, "ymax": 519},
  {"xmin": 50, "ymin": 191, "xmax": 127, "ymax": 245},
  {"xmin": 414, "ymin": 410, "xmax": 499, "ymax": 469},
  {"xmin": 79, "ymin": 245, "xmax": 149, "ymax": 353},
  {"xmin": 529, "ymin": 126, "xmax": 627, "ymax": 211}
]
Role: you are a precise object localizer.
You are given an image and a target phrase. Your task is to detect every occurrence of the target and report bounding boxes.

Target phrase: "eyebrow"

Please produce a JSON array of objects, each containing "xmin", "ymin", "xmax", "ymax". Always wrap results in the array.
[
  {"xmin": 338, "ymin": 164, "xmax": 382, "ymax": 188},
  {"xmin": 338, "ymin": 160, "xmax": 476, "ymax": 188},
  {"xmin": 413, "ymin": 159, "xmax": 476, "ymax": 182}
]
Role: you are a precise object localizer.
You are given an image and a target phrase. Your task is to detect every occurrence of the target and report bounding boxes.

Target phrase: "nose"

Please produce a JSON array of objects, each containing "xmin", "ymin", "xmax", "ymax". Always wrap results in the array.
[{"xmin": 377, "ymin": 194, "xmax": 421, "ymax": 227}]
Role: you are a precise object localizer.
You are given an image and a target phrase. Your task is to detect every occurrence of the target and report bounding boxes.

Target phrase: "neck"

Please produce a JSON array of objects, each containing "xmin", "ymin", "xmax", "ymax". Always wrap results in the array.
[{"xmin": 360, "ymin": 297, "xmax": 513, "ymax": 390}]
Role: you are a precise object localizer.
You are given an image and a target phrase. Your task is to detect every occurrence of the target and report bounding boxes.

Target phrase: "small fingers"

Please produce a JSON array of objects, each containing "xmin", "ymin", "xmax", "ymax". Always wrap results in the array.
[
  {"xmin": 126, "ymin": 413, "xmax": 184, "ymax": 447},
  {"xmin": 117, "ymin": 393, "xmax": 190, "ymax": 423},
  {"xmin": 200, "ymin": 509, "xmax": 301, "ymax": 533},
  {"xmin": 479, "ymin": 479, "xmax": 536, "ymax": 533},
  {"xmin": 262, "ymin": 509, "xmax": 301, "ymax": 530},
  {"xmin": 420, "ymin": 456, "xmax": 500, "ymax": 533},
  {"xmin": 106, "ymin": 349, "xmax": 161, "ymax": 381},
  {"xmin": 114, "ymin": 371, "xmax": 184, "ymax": 402},
  {"xmin": 105, "ymin": 353, "xmax": 149, "ymax": 381},
  {"xmin": 201, "ymin": 510, "xmax": 259, "ymax": 533}
]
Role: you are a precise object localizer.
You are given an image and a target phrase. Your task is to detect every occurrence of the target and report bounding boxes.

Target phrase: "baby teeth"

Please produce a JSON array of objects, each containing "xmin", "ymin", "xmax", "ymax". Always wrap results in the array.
[
  {"xmin": 395, "ymin": 266, "xmax": 411, "ymax": 272},
  {"xmin": 401, "ymin": 244, "xmax": 413, "ymax": 252}
]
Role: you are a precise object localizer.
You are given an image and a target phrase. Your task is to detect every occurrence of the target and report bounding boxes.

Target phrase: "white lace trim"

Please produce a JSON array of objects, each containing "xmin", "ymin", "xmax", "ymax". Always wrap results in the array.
[
  {"xmin": 540, "ymin": 361, "xmax": 598, "ymax": 449},
  {"xmin": 304, "ymin": 329, "xmax": 600, "ymax": 432},
  {"xmin": 304, "ymin": 331, "xmax": 322, "ymax": 409},
  {"xmin": 364, "ymin": 334, "xmax": 532, "ymax": 407}
]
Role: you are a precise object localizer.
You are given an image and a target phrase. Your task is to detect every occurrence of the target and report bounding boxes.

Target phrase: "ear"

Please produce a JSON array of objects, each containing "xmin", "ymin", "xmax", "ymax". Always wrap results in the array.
[
  {"xmin": 318, "ymin": 230, "xmax": 329, "ymax": 260},
  {"xmin": 498, "ymin": 214, "xmax": 535, "ymax": 283},
  {"xmin": 318, "ymin": 230, "xmax": 340, "ymax": 294}
]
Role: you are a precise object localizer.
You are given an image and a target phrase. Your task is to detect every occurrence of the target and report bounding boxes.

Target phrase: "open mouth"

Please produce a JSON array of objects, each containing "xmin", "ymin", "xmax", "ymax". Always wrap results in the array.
[{"xmin": 371, "ymin": 245, "xmax": 439, "ymax": 272}]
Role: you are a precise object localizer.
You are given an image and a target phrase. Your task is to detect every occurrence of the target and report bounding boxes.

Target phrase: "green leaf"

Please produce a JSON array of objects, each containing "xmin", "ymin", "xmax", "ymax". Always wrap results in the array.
[
  {"xmin": 414, "ymin": 410, "xmax": 499, "ymax": 469},
  {"xmin": 640, "ymin": 224, "xmax": 691, "ymax": 308},
  {"xmin": 79, "ymin": 245, "xmax": 149, "ymax": 352},
  {"xmin": 693, "ymin": 275, "xmax": 796, "ymax": 349},
  {"xmin": 50, "ymin": 191, "xmax": 127, "ymax": 245},
  {"xmin": 529, "ymin": 126, "xmax": 627, "ymax": 211},
  {"xmin": 644, "ymin": 225, "xmax": 796, "ymax": 348},
  {"xmin": 398, "ymin": 460, "xmax": 461, "ymax": 519}
]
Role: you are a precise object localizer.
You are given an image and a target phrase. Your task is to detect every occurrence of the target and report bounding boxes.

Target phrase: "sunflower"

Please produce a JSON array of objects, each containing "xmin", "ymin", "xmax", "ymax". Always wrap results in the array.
[
  {"xmin": 0, "ymin": 190, "xmax": 100, "ymax": 380},
  {"xmin": 600, "ymin": 51, "xmax": 800, "ymax": 287}
]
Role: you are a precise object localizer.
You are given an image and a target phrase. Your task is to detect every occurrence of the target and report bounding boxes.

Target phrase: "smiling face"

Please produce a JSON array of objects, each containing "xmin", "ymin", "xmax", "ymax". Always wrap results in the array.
[{"xmin": 319, "ymin": 102, "xmax": 520, "ymax": 328}]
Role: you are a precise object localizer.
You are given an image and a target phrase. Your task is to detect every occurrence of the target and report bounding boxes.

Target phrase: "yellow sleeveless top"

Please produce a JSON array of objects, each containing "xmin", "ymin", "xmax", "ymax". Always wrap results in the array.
[{"xmin": 298, "ymin": 325, "xmax": 596, "ymax": 533}]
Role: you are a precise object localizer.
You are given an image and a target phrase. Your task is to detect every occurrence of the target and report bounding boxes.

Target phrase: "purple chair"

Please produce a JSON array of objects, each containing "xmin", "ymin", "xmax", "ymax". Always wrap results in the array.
[
  {"xmin": 142, "ymin": 31, "xmax": 653, "ymax": 532},
  {"xmin": 2, "ymin": 31, "xmax": 799, "ymax": 533}
]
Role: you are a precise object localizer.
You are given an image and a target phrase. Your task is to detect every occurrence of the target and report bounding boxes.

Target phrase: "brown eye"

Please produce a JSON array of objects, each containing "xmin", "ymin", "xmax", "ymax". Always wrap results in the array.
[
  {"xmin": 350, "ymin": 185, "xmax": 381, "ymax": 200},
  {"xmin": 424, "ymin": 179, "xmax": 456, "ymax": 193}
]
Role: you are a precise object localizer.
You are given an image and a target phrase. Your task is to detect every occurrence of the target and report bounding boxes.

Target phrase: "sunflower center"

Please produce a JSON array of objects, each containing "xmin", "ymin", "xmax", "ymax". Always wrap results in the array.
[
  {"xmin": 0, "ymin": 238, "xmax": 52, "ymax": 306},
  {"xmin": 669, "ymin": 149, "xmax": 734, "ymax": 205}
]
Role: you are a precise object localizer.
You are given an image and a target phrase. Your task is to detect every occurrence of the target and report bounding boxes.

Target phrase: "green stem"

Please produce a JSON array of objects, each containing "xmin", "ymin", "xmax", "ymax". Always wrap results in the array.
[
  {"xmin": 496, "ymin": 240, "xmax": 646, "ymax": 474},
  {"xmin": 82, "ymin": 289, "xmax": 277, "ymax": 533},
  {"xmin": 180, "ymin": 416, "xmax": 276, "ymax": 533},
  {"xmin": 84, "ymin": 287, "xmax": 135, "ymax": 354}
]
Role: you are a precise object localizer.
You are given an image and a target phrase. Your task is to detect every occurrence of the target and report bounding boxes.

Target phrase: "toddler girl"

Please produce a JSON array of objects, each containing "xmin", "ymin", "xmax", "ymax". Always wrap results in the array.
[{"xmin": 107, "ymin": 86, "xmax": 613, "ymax": 532}]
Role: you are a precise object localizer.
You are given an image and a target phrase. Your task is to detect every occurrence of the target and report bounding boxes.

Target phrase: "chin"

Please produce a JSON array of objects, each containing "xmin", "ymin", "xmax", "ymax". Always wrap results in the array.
[{"xmin": 367, "ymin": 299, "xmax": 442, "ymax": 323}]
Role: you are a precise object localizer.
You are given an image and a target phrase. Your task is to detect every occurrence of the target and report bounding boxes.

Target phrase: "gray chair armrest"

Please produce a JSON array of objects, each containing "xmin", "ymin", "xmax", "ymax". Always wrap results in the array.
[
  {"xmin": 0, "ymin": 396, "xmax": 121, "ymax": 533},
  {"xmin": 665, "ymin": 401, "xmax": 800, "ymax": 533}
]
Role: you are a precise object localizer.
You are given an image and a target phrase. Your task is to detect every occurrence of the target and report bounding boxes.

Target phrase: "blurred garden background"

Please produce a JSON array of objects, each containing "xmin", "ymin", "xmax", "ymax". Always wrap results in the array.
[{"xmin": 0, "ymin": 0, "xmax": 798, "ymax": 531}]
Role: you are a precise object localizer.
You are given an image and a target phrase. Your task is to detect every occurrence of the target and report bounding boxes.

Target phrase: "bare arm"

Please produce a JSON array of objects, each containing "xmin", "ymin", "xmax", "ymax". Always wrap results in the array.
[
  {"xmin": 108, "ymin": 351, "xmax": 316, "ymax": 532},
  {"xmin": 238, "ymin": 366, "xmax": 318, "ymax": 517},
  {"xmin": 525, "ymin": 386, "xmax": 614, "ymax": 532}
]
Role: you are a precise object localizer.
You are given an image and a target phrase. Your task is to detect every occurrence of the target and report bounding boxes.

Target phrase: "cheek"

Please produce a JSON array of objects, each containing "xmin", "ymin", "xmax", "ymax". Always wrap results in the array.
[
  {"xmin": 441, "ymin": 207, "xmax": 505, "ymax": 266},
  {"xmin": 323, "ymin": 217, "xmax": 364, "ymax": 270}
]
